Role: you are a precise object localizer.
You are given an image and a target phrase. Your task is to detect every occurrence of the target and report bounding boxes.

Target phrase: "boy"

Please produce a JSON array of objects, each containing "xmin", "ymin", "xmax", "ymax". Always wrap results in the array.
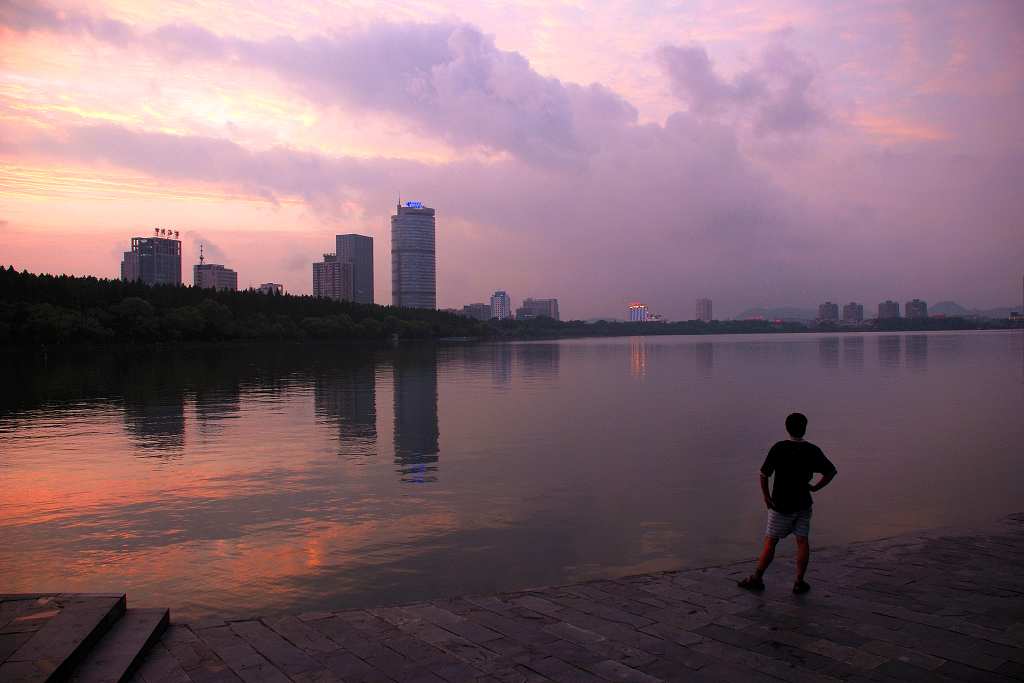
[{"xmin": 738, "ymin": 412, "xmax": 837, "ymax": 594}]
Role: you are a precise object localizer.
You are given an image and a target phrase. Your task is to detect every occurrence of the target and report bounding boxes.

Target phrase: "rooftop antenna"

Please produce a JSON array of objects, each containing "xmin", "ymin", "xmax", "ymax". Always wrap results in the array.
[{"xmin": 199, "ymin": 244, "xmax": 205, "ymax": 265}]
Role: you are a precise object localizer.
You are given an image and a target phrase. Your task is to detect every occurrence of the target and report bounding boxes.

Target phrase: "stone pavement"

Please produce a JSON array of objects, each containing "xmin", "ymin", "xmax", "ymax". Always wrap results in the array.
[{"xmin": 135, "ymin": 515, "xmax": 1024, "ymax": 682}]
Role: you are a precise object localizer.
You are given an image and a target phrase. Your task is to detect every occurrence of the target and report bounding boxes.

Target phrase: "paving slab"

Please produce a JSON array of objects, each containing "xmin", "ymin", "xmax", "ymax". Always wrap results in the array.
[{"xmin": 121, "ymin": 515, "xmax": 1024, "ymax": 681}]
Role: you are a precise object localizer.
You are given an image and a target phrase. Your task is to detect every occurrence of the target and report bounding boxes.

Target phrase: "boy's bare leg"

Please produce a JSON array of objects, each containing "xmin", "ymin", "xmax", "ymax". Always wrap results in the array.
[
  {"xmin": 795, "ymin": 536, "xmax": 810, "ymax": 581},
  {"xmin": 755, "ymin": 536, "xmax": 779, "ymax": 578}
]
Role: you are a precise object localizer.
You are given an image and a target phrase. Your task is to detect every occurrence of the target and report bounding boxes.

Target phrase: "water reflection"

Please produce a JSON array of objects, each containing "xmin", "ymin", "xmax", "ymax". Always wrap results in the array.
[
  {"xmin": 695, "ymin": 342, "xmax": 714, "ymax": 377},
  {"xmin": 842, "ymin": 337, "xmax": 864, "ymax": 370},
  {"xmin": 878, "ymin": 335, "xmax": 901, "ymax": 368},
  {"xmin": 906, "ymin": 334, "xmax": 928, "ymax": 370},
  {"xmin": 315, "ymin": 360, "xmax": 377, "ymax": 456},
  {"xmin": 122, "ymin": 361, "xmax": 186, "ymax": 454},
  {"xmin": 517, "ymin": 343, "xmax": 561, "ymax": 380},
  {"xmin": 818, "ymin": 337, "xmax": 840, "ymax": 368},
  {"xmin": 630, "ymin": 337, "xmax": 647, "ymax": 378},
  {"xmin": 393, "ymin": 347, "xmax": 440, "ymax": 483},
  {"xmin": 491, "ymin": 343, "xmax": 512, "ymax": 386}
]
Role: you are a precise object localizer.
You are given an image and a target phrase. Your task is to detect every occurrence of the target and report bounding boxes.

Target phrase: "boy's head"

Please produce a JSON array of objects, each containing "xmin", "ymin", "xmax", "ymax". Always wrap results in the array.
[{"xmin": 785, "ymin": 412, "xmax": 808, "ymax": 439}]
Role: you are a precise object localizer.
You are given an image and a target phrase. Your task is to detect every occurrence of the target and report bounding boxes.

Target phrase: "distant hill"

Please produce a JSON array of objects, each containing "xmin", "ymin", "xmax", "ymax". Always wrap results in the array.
[
  {"xmin": 735, "ymin": 306, "xmax": 817, "ymax": 322},
  {"xmin": 930, "ymin": 301, "xmax": 1017, "ymax": 319},
  {"xmin": 930, "ymin": 301, "xmax": 970, "ymax": 316}
]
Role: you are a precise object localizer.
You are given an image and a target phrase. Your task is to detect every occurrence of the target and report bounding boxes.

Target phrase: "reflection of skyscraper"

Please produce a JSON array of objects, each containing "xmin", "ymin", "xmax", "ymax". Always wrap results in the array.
[
  {"xmin": 516, "ymin": 343, "xmax": 561, "ymax": 380},
  {"xmin": 491, "ymin": 343, "xmax": 512, "ymax": 386},
  {"xmin": 123, "ymin": 390, "xmax": 186, "ymax": 454},
  {"xmin": 818, "ymin": 337, "xmax": 840, "ymax": 368},
  {"xmin": 315, "ymin": 360, "xmax": 378, "ymax": 453},
  {"xmin": 393, "ymin": 348, "xmax": 439, "ymax": 482},
  {"xmin": 630, "ymin": 337, "xmax": 647, "ymax": 378},
  {"xmin": 878, "ymin": 335, "xmax": 901, "ymax": 368},
  {"xmin": 906, "ymin": 334, "xmax": 928, "ymax": 370},
  {"xmin": 695, "ymin": 342, "xmax": 714, "ymax": 375},
  {"xmin": 842, "ymin": 336, "xmax": 864, "ymax": 369}
]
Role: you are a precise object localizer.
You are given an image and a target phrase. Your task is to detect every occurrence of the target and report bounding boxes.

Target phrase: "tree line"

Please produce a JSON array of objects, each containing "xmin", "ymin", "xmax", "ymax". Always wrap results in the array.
[{"xmin": 0, "ymin": 267, "xmax": 485, "ymax": 345}]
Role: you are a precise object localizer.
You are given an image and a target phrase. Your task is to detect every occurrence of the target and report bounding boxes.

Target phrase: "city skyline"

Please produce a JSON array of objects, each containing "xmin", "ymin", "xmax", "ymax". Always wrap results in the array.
[{"xmin": 1, "ymin": 2, "xmax": 1022, "ymax": 318}]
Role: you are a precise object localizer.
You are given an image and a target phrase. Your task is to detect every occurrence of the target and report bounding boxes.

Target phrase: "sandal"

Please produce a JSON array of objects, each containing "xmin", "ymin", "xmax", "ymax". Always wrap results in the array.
[
  {"xmin": 793, "ymin": 580, "xmax": 811, "ymax": 594},
  {"xmin": 737, "ymin": 575, "xmax": 765, "ymax": 591}
]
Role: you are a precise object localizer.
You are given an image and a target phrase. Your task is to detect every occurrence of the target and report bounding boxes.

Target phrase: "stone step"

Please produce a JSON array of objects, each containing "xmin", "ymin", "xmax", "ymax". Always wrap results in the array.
[
  {"xmin": 70, "ymin": 608, "xmax": 170, "ymax": 683},
  {"xmin": 0, "ymin": 594, "xmax": 126, "ymax": 682}
]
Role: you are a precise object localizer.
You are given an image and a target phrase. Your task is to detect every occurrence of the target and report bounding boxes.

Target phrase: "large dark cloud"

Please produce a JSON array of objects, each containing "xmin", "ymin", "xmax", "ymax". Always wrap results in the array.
[{"xmin": 656, "ymin": 43, "xmax": 826, "ymax": 135}]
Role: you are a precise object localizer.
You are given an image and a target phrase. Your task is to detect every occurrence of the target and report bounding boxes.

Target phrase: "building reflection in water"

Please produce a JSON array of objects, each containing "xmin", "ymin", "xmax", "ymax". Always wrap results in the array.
[
  {"xmin": 906, "ymin": 334, "xmax": 928, "ymax": 370},
  {"xmin": 695, "ymin": 342, "xmax": 714, "ymax": 377},
  {"xmin": 491, "ymin": 343, "xmax": 513, "ymax": 386},
  {"xmin": 630, "ymin": 337, "xmax": 647, "ymax": 378},
  {"xmin": 123, "ymin": 391, "xmax": 186, "ymax": 455},
  {"xmin": 314, "ymin": 360, "xmax": 377, "ymax": 456},
  {"xmin": 818, "ymin": 337, "xmax": 840, "ymax": 369},
  {"xmin": 878, "ymin": 335, "xmax": 901, "ymax": 369},
  {"xmin": 393, "ymin": 347, "xmax": 439, "ymax": 483},
  {"xmin": 516, "ymin": 343, "xmax": 561, "ymax": 380},
  {"xmin": 842, "ymin": 336, "xmax": 865, "ymax": 370}
]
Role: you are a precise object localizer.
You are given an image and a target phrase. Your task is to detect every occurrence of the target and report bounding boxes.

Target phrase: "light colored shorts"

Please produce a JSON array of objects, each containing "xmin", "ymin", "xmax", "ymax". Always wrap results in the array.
[{"xmin": 766, "ymin": 508, "xmax": 812, "ymax": 539}]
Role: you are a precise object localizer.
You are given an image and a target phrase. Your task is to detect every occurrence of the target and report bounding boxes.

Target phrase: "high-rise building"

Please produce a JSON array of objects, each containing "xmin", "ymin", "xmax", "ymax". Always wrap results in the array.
[
  {"xmin": 336, "ymin": 234, "xmax": 373, "ymax": 304},
  {"xmin": 194, "ymin": 264, "xmax": 237, "ymax": 291},
  {"xmin": 258, "ymin": 283, "xmax": 283, "ymax": 295},
  {"xmin": 905, "ymin": 299, "xmax": 928, "ymax": 319},
  {"xmin": 193, "ymin": 245, "xmax": 237, "ymax": 291},
  {"xmin": 878, "ymin": 300, "xmax": 900, "ymax": 319},
  {"xmin": 516, "ymin": 298, "xmax": 560, "ymax": 321},
  {"xmin": 120, "ymin": 230, "xmax": 182, "ymax": 286},
  {"xmin": 461, "ymin": 303, "xmax": 492, "ymax": 320},
  {"xmin": 817, "ymin": 301, "xmax": 839, "ymax": 322},
  {"xmin": 696, "ymin": 298, "xmax": 713, "ymax": 322},
  {"xmin": 842, "ymin": 302, "xmax": 864, "ymax": 324},
  {"xmin": 491, "ymin": 291, "xmax": 512, "ymax": 320},
  {"xmin": 312, "ymin": 253, "xmax": 353, "ymax": 301},
  {"xmin": 628, "ymin": 302, "xmax": 649, "ymax": 322},
  {"xmin": 391, "ymin": 201, "xmax": 436, "ymax": 309}
]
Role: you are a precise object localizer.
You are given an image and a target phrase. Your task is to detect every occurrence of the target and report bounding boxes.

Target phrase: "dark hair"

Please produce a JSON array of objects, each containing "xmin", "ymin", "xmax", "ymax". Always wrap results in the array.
[{"xmin": 785, "ymin": 412, "xmax": 808, "ymax": 438}]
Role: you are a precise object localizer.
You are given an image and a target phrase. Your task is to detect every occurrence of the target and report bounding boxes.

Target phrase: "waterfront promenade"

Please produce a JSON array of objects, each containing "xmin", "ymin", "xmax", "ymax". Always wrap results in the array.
[
  {"xmin": 5, "ymin": 515, "xmax": 1023, "ymax": 681},
  {"xmin": 136, "ymin": 515, "xmax": 1024, "ymax": 682}
]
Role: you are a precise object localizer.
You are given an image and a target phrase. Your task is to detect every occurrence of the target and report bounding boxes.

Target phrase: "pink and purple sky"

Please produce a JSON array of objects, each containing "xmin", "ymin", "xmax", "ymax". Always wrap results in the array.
[{"xmin": 1, "ymin": 0, "xmax": 1022, "ymax": 318}]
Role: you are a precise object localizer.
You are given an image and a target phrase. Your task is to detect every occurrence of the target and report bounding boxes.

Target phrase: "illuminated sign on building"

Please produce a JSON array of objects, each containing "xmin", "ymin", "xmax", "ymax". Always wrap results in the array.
[{"xmin": 404, "ymin": 201, "xmax": 423, "ymax": 208}]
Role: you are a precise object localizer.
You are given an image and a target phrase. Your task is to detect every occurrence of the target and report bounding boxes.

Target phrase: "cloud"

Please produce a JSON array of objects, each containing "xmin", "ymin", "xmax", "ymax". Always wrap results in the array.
[
  {"xmin": 656, "ymin": 43, "xmax": 826, "ymax": 135},
  {"xmin": 0, "ymin": 3, "xmax": 635, "ymax": 167}
]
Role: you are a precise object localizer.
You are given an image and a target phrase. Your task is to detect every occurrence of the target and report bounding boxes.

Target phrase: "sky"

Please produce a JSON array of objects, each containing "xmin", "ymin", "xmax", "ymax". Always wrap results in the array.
[{"xmin": 1, "ymin": 0, "xmax": 1022, "ymax": 319}]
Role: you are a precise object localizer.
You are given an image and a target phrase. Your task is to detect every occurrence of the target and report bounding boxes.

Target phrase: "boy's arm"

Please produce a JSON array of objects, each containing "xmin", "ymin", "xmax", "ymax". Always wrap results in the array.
[
  {"xmin": 810, "ymin": 470, "xmax": 835, "ymax": 492},
  {"xmin": 760, "ymin": 473, "xmax": 774, "ymax": 510}
]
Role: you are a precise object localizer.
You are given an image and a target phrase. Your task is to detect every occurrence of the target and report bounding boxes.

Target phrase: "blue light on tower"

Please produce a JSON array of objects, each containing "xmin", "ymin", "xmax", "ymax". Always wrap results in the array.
[{"xmin": 404, "ymin": 201, "xmax": 423, "ymax": 208}]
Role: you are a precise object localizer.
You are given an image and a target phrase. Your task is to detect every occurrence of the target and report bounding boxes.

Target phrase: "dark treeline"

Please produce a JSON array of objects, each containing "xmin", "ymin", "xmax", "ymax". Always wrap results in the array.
[
  {"xmin": 1, "ymin": 267, "xmax": 1017, "ymax": 347},
  {"xmin": 0, "ymin": 267, "xmax": 486, "ymax": 345}
]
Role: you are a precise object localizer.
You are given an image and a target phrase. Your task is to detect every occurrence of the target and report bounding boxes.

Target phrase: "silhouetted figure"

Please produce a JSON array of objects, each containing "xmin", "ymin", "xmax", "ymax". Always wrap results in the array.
[{"xmin": 738, "ymin": 413, "xmax": 837, "ymax": 594}]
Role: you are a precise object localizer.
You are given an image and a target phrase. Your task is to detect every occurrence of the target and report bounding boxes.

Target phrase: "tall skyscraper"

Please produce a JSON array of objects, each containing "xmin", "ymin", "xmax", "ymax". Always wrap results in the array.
[
  {"xmin": 842, "ymin": 302, "xmax": 864, "ymax": 324},
  {"xmin": 120, "ymin": 230, "xmax": 182, "ymax": 286},
  {"xmin": 817, "ymin": 301, "xmax": 839, "ymax": 322},
  {"xmin": 628, "ymin": 303, "xmax": 649, "ymax": 322},
  {"xmin": 878, "ymin": 300, "xmax": 900, "ymax": 319},
  {"xmin": 491, "ymin": 291, "xmax": 512, "ymax": 320},
  {"xmin": 905, "ymin": 299, "xmax": 928, "ymax": 319},
  {"xmin": 391, "ymin": 201, "xmax": 436, "ymax": 309},
  {"xmin": 312, "ymin": 254, "xmax": 353, "ymax": 301},
  {"xmin": 516, "ymin": 298, "xmax": 560, "ymax": 321},
  {"xmin": 336, "ymin": 234, "xmax": 374, "ymax": 304},
  {"xmin": 193, "ymin": 245, "xmax": 237, "ymax": 291},
  {"xmin": 696, "ymin": 298, "xmax": 713, "ymax": 322}
]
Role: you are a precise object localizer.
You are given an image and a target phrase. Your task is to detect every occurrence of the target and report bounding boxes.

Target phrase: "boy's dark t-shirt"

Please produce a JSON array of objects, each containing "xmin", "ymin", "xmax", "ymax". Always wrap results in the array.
[{"xmin": 760, "ymin": 440, "xmax": 837, "ymax": 513}]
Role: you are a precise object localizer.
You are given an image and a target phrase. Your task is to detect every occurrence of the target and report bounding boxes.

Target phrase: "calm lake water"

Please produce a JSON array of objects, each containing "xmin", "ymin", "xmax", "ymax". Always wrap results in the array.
[{"xmin": 2, "ymin": 331, "xmax": 1022, "ymax": 618}]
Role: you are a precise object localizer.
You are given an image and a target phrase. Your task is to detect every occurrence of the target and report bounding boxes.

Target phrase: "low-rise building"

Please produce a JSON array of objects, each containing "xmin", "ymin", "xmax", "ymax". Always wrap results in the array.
[
  {"xmin": 258, "ymin": 283, "xmax": 284, "ymax": 295},
  {"xmin": 461, "ymin": 303, "xmax": 492, "ymax": 320}
]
